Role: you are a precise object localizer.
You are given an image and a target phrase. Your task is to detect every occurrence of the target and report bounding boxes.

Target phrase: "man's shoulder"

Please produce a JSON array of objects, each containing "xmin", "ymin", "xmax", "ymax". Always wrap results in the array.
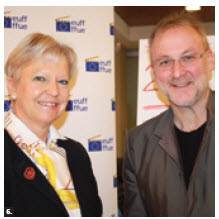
[
  {"xmin": 208, "ymin": 90, "xmax": 215, "ymax": 118},
  {"xmin": 125, "ymin": 109, "xmax": 172, "ymax": 154},
  {"xmin": 128, "ymin": 109, "xmax": 170, "ymax": 141}
]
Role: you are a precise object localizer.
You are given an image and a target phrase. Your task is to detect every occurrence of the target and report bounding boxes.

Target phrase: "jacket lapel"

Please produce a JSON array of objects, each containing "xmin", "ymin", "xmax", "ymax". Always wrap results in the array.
[
  {"xmin": 57, "ymin": 139, "xmax": 84, "ymax": 215},
  {"xmin": 6, "ymin": 130, "xmax": 68, "ymax": 215},
  {"xmin": 154, "ymin": 91, "xmax": 215, "ymax": 172},
  {"xmin": 154, "ymin": 108, "xmax": 183, "ymax": 171}
]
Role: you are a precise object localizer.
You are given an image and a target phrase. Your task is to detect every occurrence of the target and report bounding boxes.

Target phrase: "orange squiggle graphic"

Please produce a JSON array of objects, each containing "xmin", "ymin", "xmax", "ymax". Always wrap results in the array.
[{"xmin": 143, "ymin": 105, "xmax": 169, "ymax": 110}]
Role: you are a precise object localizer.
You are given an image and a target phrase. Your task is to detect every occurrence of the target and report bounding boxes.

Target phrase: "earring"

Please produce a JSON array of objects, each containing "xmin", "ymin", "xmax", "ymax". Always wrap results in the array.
[{"xmin": 11, "ymin": 95, "xmax": 17, "ymax": 100}]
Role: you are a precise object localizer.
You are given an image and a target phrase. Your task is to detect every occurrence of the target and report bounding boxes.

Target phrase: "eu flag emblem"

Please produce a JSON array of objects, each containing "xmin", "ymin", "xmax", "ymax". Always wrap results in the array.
[
  {"xmin": 86, "ymin": 62, "xmax": 99, "ymax": 72},
  {"xmin": 4, "ymin": 17, "xmax": 12, "ymax": 28},
  {"xmin": 56, "ymin": 21, "xmax": 70, "ymax": 32},
  {"xmin": 4, "ymin": 100, "xmax": 11, "ymax": 112},
  {"xmin": 89, "ymin": 141, "xmax": 102, "ymax": 152},
  {"xmin": 110, "ymin": 25, "xmax": 114, "ymax": 35}
]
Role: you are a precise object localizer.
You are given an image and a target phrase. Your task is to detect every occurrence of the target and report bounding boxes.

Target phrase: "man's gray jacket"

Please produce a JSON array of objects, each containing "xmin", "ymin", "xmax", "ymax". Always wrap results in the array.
[{"xmin": 123, "ymin": 91, "xmax": 215, "ymax": 216}]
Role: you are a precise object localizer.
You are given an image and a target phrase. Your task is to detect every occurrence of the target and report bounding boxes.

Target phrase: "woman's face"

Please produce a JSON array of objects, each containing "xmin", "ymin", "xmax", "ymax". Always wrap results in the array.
[{"xmin": 7, "ymin": 55, "xmax": 70, "ymax": 130}]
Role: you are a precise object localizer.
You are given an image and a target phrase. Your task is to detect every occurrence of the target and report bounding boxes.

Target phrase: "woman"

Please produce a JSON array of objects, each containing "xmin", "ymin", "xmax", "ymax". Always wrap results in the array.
[{"xmin": 4, "ymin": 33, "xmax": 102, "ymax": 217}]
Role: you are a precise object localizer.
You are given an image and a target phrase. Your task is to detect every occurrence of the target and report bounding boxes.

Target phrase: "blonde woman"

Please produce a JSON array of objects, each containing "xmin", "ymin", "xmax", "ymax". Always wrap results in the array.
[{"xmin": 4, "ymin": 33, "xmax": 102, "ymax": 217}]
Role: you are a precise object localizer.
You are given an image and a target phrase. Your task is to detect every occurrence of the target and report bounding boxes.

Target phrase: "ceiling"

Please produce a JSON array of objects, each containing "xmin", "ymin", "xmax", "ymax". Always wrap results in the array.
[{"xmin": 115, "ymin": 6, "xmax": 215, "ymax": 26}]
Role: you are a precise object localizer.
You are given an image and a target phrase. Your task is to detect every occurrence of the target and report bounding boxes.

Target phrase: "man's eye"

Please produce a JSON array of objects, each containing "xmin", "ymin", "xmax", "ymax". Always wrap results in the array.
[
  {"xmin": 182, "ymin": 55, "xmax": 195, "ymax": 62},
  {"xmin": 58, "ymin": 80, "xmax": 69, "ymax": 85},
  {"xmin": 33, "ymin": 76, "xmax": 46, "ymax": 82},
  {"xmin": 160, "ymin": 60, "xmax": 171, "ymax": 66}
]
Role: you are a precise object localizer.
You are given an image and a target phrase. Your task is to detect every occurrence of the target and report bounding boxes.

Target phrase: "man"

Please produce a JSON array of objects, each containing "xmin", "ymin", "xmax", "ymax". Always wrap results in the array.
[{"xmin": 123, "ymin": 12, "xmax": 215, "ymax": 217}]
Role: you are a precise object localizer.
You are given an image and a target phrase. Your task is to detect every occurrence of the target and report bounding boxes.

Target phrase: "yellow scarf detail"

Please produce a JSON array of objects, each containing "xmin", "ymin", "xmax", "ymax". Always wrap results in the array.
[{"xmin": 36, "ymin": 149, "xmax": 79, "ymax": 210}]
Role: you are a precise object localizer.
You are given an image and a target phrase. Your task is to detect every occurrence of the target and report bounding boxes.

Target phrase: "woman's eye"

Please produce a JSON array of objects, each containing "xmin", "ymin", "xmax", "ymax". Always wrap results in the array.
[
  {"xmin": 58, "ymin": 80, "xmax": 69, "ymax": 85},
  {"xmin": 33, "ymin": 76, "xmax": 46, "ymax": 82}
]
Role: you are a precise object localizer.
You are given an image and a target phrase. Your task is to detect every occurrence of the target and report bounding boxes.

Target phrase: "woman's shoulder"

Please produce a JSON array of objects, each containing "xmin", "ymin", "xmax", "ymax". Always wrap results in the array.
[
  {"xmin": 57, "ymin": 137, "xmax": 88, "ymax": 156},
  {"xmin": 57, "ymin": 137, "xmax": 92, "ymax": 168},
  {"xmin": 4, "ymin": 129, "xmax": 14, "ymax": 148}
]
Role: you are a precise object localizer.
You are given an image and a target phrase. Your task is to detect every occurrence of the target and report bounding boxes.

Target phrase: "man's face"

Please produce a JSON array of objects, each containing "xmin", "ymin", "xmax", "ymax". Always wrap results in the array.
[{"xmin": 151, "ymin": 26, "xmax": 214, "ymax": 108}]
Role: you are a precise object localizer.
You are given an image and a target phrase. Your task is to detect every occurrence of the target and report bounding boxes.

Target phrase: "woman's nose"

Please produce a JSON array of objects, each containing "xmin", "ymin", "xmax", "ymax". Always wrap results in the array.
[{"xmin": 47, "ymin": 81, "xmax": 59, "ymax": 96}]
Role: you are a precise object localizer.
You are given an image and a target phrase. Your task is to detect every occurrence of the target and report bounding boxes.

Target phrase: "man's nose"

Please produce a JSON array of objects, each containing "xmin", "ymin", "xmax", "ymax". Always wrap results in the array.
[{"xmin": 171, "ymin": 59, "xmax": 186, "ymax": 79}]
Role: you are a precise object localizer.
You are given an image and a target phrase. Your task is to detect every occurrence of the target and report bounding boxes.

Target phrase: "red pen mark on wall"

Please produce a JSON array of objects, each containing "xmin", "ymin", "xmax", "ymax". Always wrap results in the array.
[
  {"xmin": 143, "ymin": 80, "xmax": 158, "ymax": 92},
  {"xmin": 143, "ymin": 65, "xmax": 158, "ymax": 92},
  {"xmin": 145, "ymin": 64, "xmax": 152, "ymax": 72},
  {"xmin": 143, "ymin": 105, "xmax": 169, "ymax": 110}
]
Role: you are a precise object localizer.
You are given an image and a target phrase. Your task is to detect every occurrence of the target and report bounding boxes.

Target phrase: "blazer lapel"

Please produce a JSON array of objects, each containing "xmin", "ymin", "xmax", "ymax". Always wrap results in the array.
[
  {"xmin": 6, "ymin": 130, "xmax": 68, "ymax": 215},
  {"xmin": 154, "ymin": 108, "xmax": 183, "ymax": 171}
]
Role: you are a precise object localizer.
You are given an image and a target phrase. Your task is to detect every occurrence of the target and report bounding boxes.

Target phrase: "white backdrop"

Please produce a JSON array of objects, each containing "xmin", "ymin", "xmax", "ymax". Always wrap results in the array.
[
  {"xmin": 4, "ymin": 6, "xmax": 117, "ymax": 216},
  {"xmin": 137, "ymin": 36, "xmax": 215, "ymax": 125}
]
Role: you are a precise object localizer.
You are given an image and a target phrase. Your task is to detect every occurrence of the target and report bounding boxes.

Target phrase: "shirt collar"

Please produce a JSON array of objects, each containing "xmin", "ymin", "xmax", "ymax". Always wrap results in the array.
[{"xmin": 5, "ymin": 110, "xmax": 65, "ymax": 147}]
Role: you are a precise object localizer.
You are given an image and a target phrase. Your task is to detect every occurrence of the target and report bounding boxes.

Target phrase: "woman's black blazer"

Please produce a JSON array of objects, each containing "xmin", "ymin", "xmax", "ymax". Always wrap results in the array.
[{"xmin": 4, "ymin": 129, "xmax": 102, "ymax": 217}]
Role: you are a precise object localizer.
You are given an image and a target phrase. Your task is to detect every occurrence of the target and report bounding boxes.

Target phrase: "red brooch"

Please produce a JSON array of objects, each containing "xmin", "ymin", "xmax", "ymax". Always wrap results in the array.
[{"xmin": 24, "ymin": 167, "xmax": 35, "ymax": 180}]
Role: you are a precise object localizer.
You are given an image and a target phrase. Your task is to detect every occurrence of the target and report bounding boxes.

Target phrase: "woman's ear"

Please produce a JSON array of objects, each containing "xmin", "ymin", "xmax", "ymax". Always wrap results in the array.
[{"xmin": 7, "ymin": 77, "xmax": 17, "ymax": 97}]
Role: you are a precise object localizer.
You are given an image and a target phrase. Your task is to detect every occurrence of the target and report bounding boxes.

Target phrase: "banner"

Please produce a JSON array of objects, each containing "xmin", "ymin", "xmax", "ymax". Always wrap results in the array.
[
  {"xmin": 137, "ymin": 36, "xmax": 215, "ymax": 125},
  {"xmin": 4, "ymin": 6, "xmax": 117, "ymax": 216}
]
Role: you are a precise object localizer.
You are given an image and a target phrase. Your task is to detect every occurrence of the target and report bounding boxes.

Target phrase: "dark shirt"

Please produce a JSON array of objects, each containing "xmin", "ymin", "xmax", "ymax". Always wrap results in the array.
[{"xmin": 175, "ymin": 123, "xmax": 206, "ymax": 189}]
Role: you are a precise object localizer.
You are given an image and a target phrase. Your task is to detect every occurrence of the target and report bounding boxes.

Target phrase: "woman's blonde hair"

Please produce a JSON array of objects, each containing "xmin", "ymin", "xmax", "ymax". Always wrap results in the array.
[{"xmin": 5, "ymin": 32, "xmax": 77, "ymax": 79}]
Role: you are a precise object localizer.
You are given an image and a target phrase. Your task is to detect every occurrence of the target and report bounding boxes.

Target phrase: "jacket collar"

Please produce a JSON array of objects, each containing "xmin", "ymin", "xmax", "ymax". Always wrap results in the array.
[
  {"xmin": 154, "ymin": 107, "xmax": 181, "ymax": 168},
  {"xmin": 206, "ymin": 90, "xmax": 215, "ymax": 122},
  {"xmin": 153, "ymin": 89, "xmax": 214, "ymax": 168}
]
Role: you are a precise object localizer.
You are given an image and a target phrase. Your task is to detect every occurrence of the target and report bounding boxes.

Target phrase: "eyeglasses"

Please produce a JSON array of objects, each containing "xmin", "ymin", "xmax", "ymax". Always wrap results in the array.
[{"xmin": 153, "ymin": 50, "xmax": 208, "ymax": 71}]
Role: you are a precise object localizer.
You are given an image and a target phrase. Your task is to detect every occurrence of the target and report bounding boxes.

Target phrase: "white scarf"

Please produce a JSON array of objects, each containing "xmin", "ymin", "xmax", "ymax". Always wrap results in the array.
[{"xmin": 5, "ymin": 111, "xmax": 81, "ymax": 217}]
